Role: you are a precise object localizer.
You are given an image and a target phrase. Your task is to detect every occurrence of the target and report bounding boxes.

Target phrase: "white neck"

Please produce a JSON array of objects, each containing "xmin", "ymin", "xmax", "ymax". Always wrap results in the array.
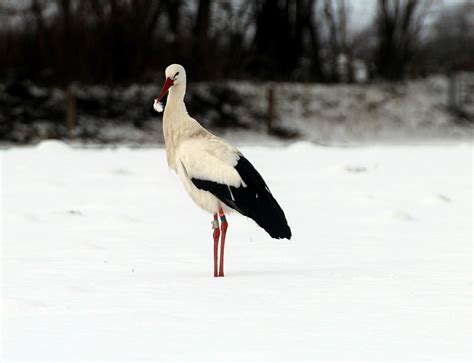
[
  {"xmin": 165, "ymin": 82, "xmax": 187, "ymax": 115},
  {"xmin": 162, "ymin": 79, "xmax": 207, "ymax": 171}
]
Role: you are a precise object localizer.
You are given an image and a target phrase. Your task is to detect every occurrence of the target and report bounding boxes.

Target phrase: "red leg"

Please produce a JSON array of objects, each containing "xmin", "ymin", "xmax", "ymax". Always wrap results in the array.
[
  {"xmin": 212, "ymin": 214, "xmax": 220, "ymax": 277},
  {"xmin": 218, "ymin": 208, "xmax": 228, "ymax": 277}
]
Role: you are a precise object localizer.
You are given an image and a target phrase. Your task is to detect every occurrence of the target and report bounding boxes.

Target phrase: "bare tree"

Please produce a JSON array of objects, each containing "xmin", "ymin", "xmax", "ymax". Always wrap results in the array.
[
  {"xmin": 253, "ymin": 0, "xmax": 325, "ymax": 81},
  {"xmin": 425, "ymin": 2, "xmax": 474, "ymax": 72},
  {"xmin": 31, "ymin": 0, "xmax": 47, "ymax": 72},
  {"xmin": 194, "ymin": 0, "xmax": 212, "ymax": 79},
  {"xmin": 374, "ymin": 0, "xmax": 432, "ymax": 80},
  {"xmin": 78, "ymin": 0, "xmax": 165, "ymax": 81},
  {"xmin": 304, "ymin": 0, "xmax": 325, "ymax": 81},
  {"xmin": 213, "ymin": 0, "xmax": 255, "ymax": 78}
]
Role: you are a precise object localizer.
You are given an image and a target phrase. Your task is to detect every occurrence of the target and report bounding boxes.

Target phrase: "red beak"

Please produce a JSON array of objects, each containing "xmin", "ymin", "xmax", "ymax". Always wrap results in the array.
[{"xmin": 156, "ymin": 77, "xmax": 174, "ymax": 102}]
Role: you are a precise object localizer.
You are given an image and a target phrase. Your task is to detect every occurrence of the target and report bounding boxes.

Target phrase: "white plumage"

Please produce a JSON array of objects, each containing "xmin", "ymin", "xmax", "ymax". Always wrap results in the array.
[
  {"xmin": 176, "ymin": 139, "xmax": 242, "ymax": 213},
  {"xmin": 154, "ymin": 64, "xmax": 291, "ymax": 277}
]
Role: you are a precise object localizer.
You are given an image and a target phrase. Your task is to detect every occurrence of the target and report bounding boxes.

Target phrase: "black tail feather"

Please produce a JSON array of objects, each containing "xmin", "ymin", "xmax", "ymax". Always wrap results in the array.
[{"xmin": 191, "ymin": 155, "xmax": 292, "ymax": 239}]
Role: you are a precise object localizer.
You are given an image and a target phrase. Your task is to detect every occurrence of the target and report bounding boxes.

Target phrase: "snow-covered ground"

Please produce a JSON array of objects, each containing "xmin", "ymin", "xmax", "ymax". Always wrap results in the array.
[{"xmin": 1, "ymin": 140, "xmax": 472, "ymax": 360}]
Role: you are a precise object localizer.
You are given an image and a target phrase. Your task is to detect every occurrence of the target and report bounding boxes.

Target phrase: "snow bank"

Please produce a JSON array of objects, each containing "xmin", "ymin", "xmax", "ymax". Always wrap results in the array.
[
  {"xmin": 35, "ymin": 139, "xmax": 72, "ymax": 153},
  {"xmin": 231, "ymin": 76, "xmax": 471, "ymax": 143},
  {"xmin": 1, "ymin": 76, "xmax": 471, "ymax": 145}
]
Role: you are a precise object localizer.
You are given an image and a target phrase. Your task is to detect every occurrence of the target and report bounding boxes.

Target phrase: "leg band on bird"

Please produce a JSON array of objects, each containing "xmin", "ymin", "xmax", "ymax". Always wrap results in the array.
[
  {"xmin": 219, "ymin": 209, "xmax": 226, "ymax": 223},
  {"xmin": 211, "ymin": 220, "xmax": 219, "ymax": 229}
]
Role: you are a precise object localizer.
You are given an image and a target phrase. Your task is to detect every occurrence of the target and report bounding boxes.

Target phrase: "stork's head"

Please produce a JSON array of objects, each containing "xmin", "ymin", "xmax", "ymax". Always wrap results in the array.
[{"xmin": 156, "ymin": 64, "xmax": 186, "ymax": 103}]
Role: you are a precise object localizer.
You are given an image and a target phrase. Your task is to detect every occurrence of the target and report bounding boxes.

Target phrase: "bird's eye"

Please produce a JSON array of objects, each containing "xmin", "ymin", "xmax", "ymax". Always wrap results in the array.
[{"xmin": 174, "ymin": 72, "xmax": 179, "ymax": 78}]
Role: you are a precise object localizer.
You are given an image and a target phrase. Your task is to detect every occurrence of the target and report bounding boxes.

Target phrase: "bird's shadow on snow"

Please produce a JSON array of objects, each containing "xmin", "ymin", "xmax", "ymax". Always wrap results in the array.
[
  {"xmin": 218, "ymin": 268, "xmax": 314, "ymax": 278},
  {"xmin": 176, "ymin": 268, "xmax": 314, "ymax": 280}
]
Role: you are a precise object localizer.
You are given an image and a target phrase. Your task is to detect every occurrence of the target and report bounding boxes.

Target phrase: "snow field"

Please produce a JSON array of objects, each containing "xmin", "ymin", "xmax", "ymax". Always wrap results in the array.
[{"xmin": 1, "ymin": 140, "xmax": 472, "ymax": 360}]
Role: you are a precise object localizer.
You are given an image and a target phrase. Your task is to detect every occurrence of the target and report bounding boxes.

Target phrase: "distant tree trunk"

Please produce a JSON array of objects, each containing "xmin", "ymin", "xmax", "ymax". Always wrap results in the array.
[
  {"xmin": 166, "ymin": 0, "xmax": 182, "ymax": 37},
  {"xmin": 338, "ymin": 0, "xmax": 354, "ymax": 82},
  {"xmin": 195, "ymin": 0, "xmax": 212, "ymax": 79},
  {"xmin": 324, "ymin": 0, "xmax": 339, "ymax": 81},
  {"xmin": 254, "ymin": 0, "xmax": 279, "ymax": 78},
  {"xmin": 144, "ymin": 0, "xmax": 164, "ymax": 37},
  {"xmin": 322, "ymin": 0, "xmax": 354, "ymax": 82},
  {"xmin": 59, "ymin": 0, "xmax": 72, "ymax": 81},
  {"xmin": 295, "ymin": 0, "xmax": 304, "ymax": 60},
  {"xmin": 306, "ymin": 0, "xmax": 324, "ymax": 81},
  {"xmin": 31, "ymin": 0, "xmax": 46, "ymax": 73},
  {"xmin": 253, "ymin": 0, "xmax": 308, "ymax": 80}
]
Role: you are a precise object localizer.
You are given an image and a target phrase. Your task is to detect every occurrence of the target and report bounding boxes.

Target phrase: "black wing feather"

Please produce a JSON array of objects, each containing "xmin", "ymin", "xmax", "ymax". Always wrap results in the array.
[{"xmin": 191, "ymin": 155, "xmax": 292, "ymax": 239}]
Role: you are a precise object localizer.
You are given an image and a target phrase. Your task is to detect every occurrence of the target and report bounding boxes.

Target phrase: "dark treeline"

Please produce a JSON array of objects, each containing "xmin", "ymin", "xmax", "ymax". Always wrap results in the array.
[{"xmin": 0, "ymin": 0, "xmax": 472, "ymax": 85}]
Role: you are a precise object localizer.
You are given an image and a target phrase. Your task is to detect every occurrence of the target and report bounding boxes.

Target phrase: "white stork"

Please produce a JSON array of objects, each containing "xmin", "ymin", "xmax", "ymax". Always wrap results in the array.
[{"xmin": 154, "ymin": 64, "xmax": 291, "ymax": 277}]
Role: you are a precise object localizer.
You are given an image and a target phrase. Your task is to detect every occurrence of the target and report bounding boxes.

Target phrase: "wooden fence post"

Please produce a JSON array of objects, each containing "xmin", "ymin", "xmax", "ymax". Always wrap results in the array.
[
  {"xmin": 267, "ymin": 85, "xmax": 274, "ymax": 134},
  {"xmin": 65, "ymin": 87, "xmax": 76, "ymax": 137}
]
